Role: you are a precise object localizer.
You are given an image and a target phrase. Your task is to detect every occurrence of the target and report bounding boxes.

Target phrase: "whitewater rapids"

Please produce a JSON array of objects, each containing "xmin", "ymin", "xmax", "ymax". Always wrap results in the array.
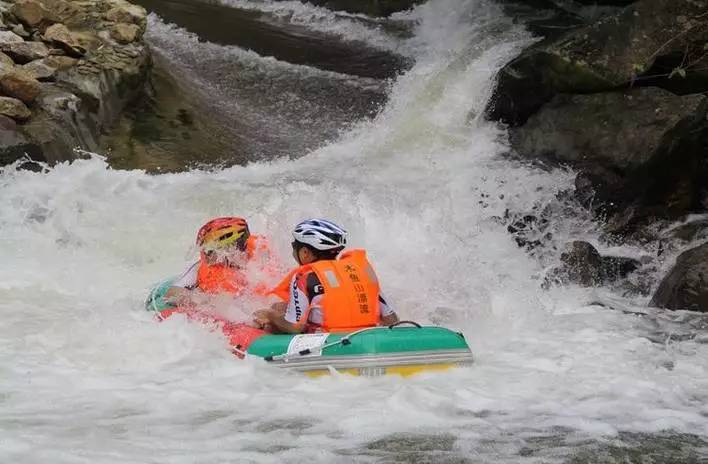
[{"xmin": 1, "ymin": 0, "xmax": 707, "ymax": 462}]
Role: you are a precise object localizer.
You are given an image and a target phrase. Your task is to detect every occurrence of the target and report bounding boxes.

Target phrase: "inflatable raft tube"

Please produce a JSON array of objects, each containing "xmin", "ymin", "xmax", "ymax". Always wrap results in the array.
[{"xmin": 146, "ymin": 279, "xmax": 474, "ymax": 377}]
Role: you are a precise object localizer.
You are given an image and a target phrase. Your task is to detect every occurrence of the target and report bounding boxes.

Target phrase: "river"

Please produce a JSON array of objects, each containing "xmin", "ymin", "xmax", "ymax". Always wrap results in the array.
[{"xmin": 1, "ymin": 0, "xmax": 707, "ymax": 462}]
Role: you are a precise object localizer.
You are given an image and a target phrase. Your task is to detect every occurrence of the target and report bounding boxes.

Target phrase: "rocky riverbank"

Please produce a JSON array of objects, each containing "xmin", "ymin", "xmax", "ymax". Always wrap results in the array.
[
  {"xmin": 491, "ymin": 0, "xmax": 708, "ymax": 312},
  {"xmin": 0, "ymin": 0, "xmax": 150, "ymax": 166}
]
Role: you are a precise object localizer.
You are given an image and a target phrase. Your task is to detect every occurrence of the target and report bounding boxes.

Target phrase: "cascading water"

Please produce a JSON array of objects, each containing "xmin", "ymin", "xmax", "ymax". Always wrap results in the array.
[{"xmin": 1, "ymin": 0, "xmax": 707, "ymax": 462}]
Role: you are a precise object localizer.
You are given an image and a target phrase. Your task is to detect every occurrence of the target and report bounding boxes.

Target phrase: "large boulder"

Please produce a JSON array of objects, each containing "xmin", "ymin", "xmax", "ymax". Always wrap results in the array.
[
  {"xmin": 486, "ymin": 0, "xmax": 708, "ymax": 125},
  {"xmin": 511, "ymin": 88, "xmax": 708, "ymax": 227},
  {"xmin": 0, "ymin": 68, "xmax": 41, "ymax": 103},
  {"xmin": 651, "ymin": 243, "xmax": 708, "ymax": 312}
]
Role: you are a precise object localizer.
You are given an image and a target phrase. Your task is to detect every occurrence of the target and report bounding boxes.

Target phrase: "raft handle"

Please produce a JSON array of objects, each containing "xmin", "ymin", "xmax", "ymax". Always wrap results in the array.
[{"xmin": 388, "ymin": 320, "xmax": 422, "ymax": 329}]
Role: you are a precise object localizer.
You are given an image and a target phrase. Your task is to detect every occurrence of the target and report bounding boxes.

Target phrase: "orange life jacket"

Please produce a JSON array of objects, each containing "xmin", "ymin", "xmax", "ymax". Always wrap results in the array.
[
  {"xmin": 197, "ymin": 235, "xmax": 270, "ymax": 295},
  {"xmin": 269, "ymin": 268, "xmax": 298, "ymax": 302},
  {"xmin": 275, "ymin": 249, "xmax": 381, "ymax": 332}
]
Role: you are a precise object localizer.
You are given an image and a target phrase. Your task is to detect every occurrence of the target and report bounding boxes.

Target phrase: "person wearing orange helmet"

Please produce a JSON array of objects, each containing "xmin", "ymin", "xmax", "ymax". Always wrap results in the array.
[
  {"xmin": 165, "ymin": 217, "xmax": 272, "ymax": 306},
  {"xmin": 254, "ymin": 219, "xmax": 398, "ymax": 334}
]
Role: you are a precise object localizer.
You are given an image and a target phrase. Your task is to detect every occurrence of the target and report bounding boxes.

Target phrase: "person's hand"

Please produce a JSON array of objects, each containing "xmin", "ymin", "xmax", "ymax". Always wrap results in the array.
[{"xmin": 252, "ymin": 309, "xmax": 272, "ymax": 330}]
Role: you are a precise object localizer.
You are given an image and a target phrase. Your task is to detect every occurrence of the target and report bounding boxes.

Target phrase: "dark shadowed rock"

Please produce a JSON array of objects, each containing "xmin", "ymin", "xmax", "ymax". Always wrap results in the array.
[
  {"xmin": 0, "ymin": 115, "xmax": 42, "ymax": 165},
  {"xmin": 486, "ymin": 0, "xmax": 708, "ymax": 125},
  {"xmin": 558, "ymin": 240, "xmax": 604, "ymax": 286},
  {"xmin": 511, "ymin": 89, "xmax": 708, "ymax": 227},
  {"xmin": 651, "ymin": 243, "xmax": 708, "ymax": 312},
  {"xmin": 548, "ymin": 240, "xmax": 641, "ymax": 287},
  {"xmin": 667, "ymin": 219, "xmax": 708, "ymax": 243},
  {"xmin": 512, "ymin": 89, "xmax": 703, "ymax": 170}
]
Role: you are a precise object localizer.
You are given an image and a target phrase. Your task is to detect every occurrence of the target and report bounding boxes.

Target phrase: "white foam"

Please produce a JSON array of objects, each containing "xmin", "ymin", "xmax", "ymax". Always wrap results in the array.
[
  {"xmin": 1, "ymin": 0, "xmax": 707, "ymax": 461},
  {"xmin": 212, "ymin": 0, "xmax": 413, "ymax": 55}
]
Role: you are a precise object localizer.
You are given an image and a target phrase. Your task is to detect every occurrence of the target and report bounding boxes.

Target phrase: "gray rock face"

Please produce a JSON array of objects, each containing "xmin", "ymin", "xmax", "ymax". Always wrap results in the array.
[
  {"xmin": 0, "ymin": 40, "xmax": 49, "ymax": 63},
  {"xmin": 0, "ymin": 30, "xmax": 24, "ymax": 43},
  {"xmin": 22, "ymin": 59, "xmax": 56, "ymax": 80},
  {"xmin": 0, "ymin": 0, "xmax": 151, "ymax": 166},
  {"xmin": 651, "ymin": 243, "xmax": 708, "ymax": 312},
  {"xmin": 486, "ymin": 0, "xmax": 708, "ymax": 125},
  {"xmin": 511, "ymin": 88, "xmax": 704, "ymax": 171},
  {"xmin": 510, "ymin": 87, "xmax": 708, "ymax": 231}
]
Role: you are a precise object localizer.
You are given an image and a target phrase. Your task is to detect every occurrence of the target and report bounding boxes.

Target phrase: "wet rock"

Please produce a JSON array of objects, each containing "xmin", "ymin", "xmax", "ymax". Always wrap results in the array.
[
  {"xmin": 486, "ymin": 0, "xmax": 708, "ymax": 125},
  {"xmin": 43, "ymin": 24, "xmax": 86, "ymax": 57},
  {"xmin": 110, "ymin": 23, "xmax": 141, "ymax": 44},
  {"xmin": 22, "ymin": 59, "xmax": 56, "ymax": 80},
  {"xmin": 666, "ymin": 218, "xmax": 708, "ymax": 243},
  {"xmin": 550, "ymin": 241, "xmax": 641, "ymax": 287},
  {"xmin": 512, "ymin": 89, "xmax": 702, "ymax": 170},
  {"xmin": 512, "ymin": 88, "xmax": 708, "ymax": 228},
  {"xmin": 0, "ymin": 96, "xmax": 31, "ymax": 121},
  {"xmin": 557, "ymin": 241, "xmax": 604, "ymax": 286},
  {"xmin": 0, "ymin": 68, "xmax": 41, "ymax": 103},
  {"xmin": 0, "ymin": 115, "xmax": 41, "ymax": 165},
  {"xmin": 651, "ymin": 243, "xmax": 708, "ymax": 312},
  {"xmin": 0, "ymin": 41, "xmax": 49, "ymax": 64}
]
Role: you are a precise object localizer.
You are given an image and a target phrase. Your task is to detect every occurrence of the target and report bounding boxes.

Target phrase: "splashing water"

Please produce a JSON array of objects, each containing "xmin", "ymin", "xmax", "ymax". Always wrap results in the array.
[{"xmin": 1, "ymin": 0, "xmax": 707, "ymax": 462}]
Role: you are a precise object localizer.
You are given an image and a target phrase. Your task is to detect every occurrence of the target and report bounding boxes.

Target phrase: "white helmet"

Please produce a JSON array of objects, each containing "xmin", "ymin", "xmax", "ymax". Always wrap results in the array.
[{"xmin": 292, "ymin": 219, "xmax": 347, "ymax": 251}]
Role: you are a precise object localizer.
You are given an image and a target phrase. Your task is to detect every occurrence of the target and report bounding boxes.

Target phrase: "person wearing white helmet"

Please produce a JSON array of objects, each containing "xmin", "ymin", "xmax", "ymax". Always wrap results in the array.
[{"xmin": 254, "ymin": 219, "xmax": 398, "ymax": 333}]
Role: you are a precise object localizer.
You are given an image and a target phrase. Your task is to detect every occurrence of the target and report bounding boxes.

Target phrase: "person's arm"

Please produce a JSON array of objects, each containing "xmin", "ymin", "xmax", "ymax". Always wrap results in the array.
[
  {"xmin": 267, "ymin": 271, "xmax": 314, "ymax": 334},
  {"xmin": 164, "ymin": 287, "xmax": 197, "ymax": 306},
  {"xmin": 164, "ymin": 262, "xmax": 200, "ymax": 306},
  {"xmin": 378, "ymin": 293, "xmax": 399, "ymax": 326}
]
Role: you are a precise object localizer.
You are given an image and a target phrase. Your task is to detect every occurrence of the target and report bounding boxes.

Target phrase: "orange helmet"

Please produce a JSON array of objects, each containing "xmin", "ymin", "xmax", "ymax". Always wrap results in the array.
[{"xmin": 196, "ymin": 217, "xmax": 250, "ymax": 252}]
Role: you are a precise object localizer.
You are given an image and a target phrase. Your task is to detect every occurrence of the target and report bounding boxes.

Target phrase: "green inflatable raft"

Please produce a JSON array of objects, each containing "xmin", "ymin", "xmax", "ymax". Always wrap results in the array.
[{"xmin": 147, "ymin": 279, "xmax": 474, "ymax": 377}]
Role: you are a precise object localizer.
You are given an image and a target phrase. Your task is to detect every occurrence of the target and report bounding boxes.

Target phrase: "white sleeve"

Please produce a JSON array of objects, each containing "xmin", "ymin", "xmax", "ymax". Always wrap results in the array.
[
  {"xmin": 284, "ymin": 273, "xmax": 311, "ymax": 324},
  {"xmin": 379, "ymin": 292, "xmax": 395, "ymax": 317},
  {"xmin": 171, "ymin": 261, "xmax": 199, "ymax": 289}
]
